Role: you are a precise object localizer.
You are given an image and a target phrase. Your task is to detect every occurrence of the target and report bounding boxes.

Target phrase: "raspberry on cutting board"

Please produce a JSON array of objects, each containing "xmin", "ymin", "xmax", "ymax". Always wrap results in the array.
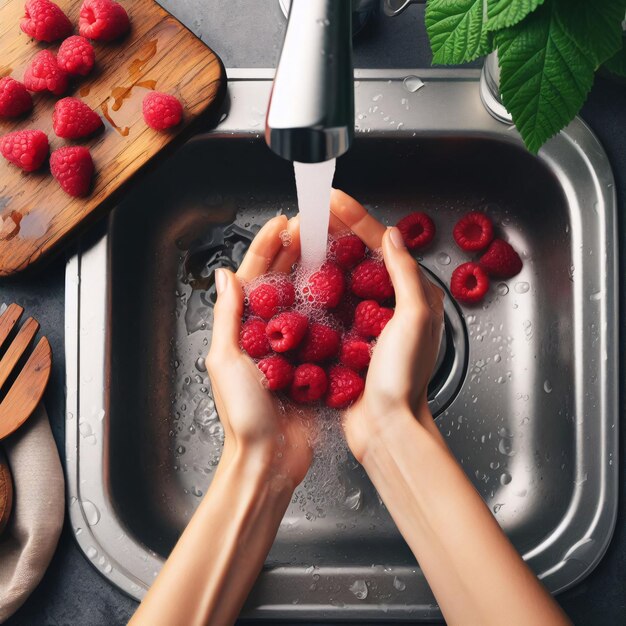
[
  {"xmin": 257, "ymin": 355, "xmax": 294, "ymax": 391},
  {"xmin": 53, "ymin": 97, "xmax": 103, "ymax": 139},
  {"xmin": 0, "ymin": 77, "xmax": 33, "ymax": 118},
  {"xmin": 57, "ymin": 36, "xmax": 96, "ymax": 77},
  {"xmin": 50, "ymin": 146, "xmax": 94, "ymax": 197},
  {"xmin": 20, "ymin": 0, "xmax": 73, "ymax": 43},
  {"xmin": 350, "ymin": 259, "xmax": 394, "ymax": 301},
  {"xmin": 450, "ymin": 262, "xmax": 490, "ymax": 304},
  {"xmin": 290, "ymin": 364, "xmax": 328, "ymax": 404},
  {"xmin": 23, "ymin": 49, "xmax": 69, "ymax": 96},
  {"xmin": 0, "ymin": 129, "xmax": 49, "ymax": 172},
  {"xmin": 326, "ymin": 365, "xmax": 365, "ymax": 409},
  {"xmin": 79, "ymin": 0, "xmax": 130, "ymax": 42},
  {"xmin": 142, "ymin": 92, "xmax": 184, "ymax": 131}
]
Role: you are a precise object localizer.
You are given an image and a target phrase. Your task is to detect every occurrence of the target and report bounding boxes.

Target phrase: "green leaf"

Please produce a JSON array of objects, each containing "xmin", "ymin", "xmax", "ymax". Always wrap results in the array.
[
  {"xmin": 555, "ymin": 0, "xmax": 626, "ymax": 67},
  {"xmin": 603, "ymin": 44, "xmax": 626, "ymax": 77},
  {"xmin": 496, "ymin": 1, "xmax": 595, "ymax": 153},
  {"xmin": 425, "ymin": 0, "xmax": 493, "ymax": 64},
  {"xmin": 486, "ymin": 0, "xmax": 545, "ymax": 32}
]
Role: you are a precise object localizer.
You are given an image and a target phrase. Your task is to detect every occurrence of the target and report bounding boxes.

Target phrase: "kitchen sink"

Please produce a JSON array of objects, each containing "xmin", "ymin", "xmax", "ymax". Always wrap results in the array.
[{"xmin": 65, "ymin": 69, "xmax": 618, "ymax": 621}]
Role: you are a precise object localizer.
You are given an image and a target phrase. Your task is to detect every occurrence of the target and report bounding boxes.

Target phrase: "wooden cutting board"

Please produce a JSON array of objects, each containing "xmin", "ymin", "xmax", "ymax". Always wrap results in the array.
[{"xmin": 0, "ymin": 0, "xmax": 225, "ymax": 276}]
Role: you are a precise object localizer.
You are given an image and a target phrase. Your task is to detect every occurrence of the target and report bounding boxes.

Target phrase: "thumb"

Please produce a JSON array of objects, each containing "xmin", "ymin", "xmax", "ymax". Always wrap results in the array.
[
  {"xmin": 210, "ymin": 268, "xmax": 244, "ymax": 355},
  {"xmin": 381, "ymin": 227, "xmax": 428, "ymax": 313}
]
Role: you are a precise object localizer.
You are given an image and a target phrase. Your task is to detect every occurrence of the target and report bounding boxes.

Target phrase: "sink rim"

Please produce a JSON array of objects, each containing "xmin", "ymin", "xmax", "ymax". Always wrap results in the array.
[{"xmin": 65, "ymin": 69, "xmax": 619, "ymax": 620}]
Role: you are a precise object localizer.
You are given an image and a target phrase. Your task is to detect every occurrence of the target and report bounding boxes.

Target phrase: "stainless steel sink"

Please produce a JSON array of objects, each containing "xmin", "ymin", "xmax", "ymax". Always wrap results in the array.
[{"xmin": 65, "ymin": 69, "xmax": 618, "ymax": 621}]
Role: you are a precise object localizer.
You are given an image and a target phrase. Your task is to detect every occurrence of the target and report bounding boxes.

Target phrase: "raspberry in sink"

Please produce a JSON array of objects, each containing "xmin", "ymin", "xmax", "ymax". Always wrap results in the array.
[
  {"xmin": 257, "ymin": 355, "xmax": 294, "ymax": 391},
  {"xmin": 350, "ymin": 259, "xmax": 394, "ymax": 302},
  {"xmin": 326, "ymin": 365, "xmax": 365, "ymax": 409},
  {"xmin": 453, "ymin": 211, "xmax": 494, "ymax": 252},
  {"xmin": 396, "ymin": 211, "xmax": 436, "ymax": 250},
  {"xmin": 289, "ymin": 364, "xmax": 328, "ymax": 404},
  {"xmin": 450, "ymin": 262, "xmax": 490, "ymax": 304},
  {"xmin": 479, "ymin": 239, "xmax": 523, "ymax": 279}
]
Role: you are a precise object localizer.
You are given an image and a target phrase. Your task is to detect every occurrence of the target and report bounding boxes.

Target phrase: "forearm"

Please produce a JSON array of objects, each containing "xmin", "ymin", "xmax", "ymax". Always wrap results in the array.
[
  {"xmin": 361, "ymin": 409, "xmax": 571, "ymax": 626},
  {"xmin": 130, "ymin": 444, "xmax": 293, "ymax": 626}
]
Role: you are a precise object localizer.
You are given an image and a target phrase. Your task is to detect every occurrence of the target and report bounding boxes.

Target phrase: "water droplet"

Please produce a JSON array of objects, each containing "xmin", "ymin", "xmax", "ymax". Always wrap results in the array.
[
  {"xmin": 489, "ymin": 461, "xmax": 500, "ymax": 470},
  {"xmin": 344, "ymin": 488, "xmax": 362, "ymax": 511},
  {"xmin": 589, "ymin": 291, "xmax": 602, "ymax": 301},
  {"xmin": 514, "ymin": 282, "xmax": 530, "ymax": 294},
  {"xmin": 79, "ymin": 422, "xmax": 93, "ymax": 438},
  {"xmin": 498, "ymin": 438, "xmax": 515, "ymax": 456},
  {"xmin": 543, "ymin": 379, "xmax": 553, "ymax": 393},
  {"xmin": 81, "ymin": 500, "xmax": 101, "ymax": 526},
  {"xmin": 497, "ymin": 283, "xmax": 509, "ymax": 296},
  {"xmin": 349, "ymin": 579, "xmax": 368, "ymax": 600},
  {"xmin": 372, "ymin": 93, "xmax": 383, "ymax": 102},
  {"xmin": 436, "ymin": 252, "xmax": 451, "ymax": 266},
  {"xmin": 176, "ymin": 445, "xmax": 186, "ymax": 455},
  {"xmin": 494, "ymin": 354, "xmax": 502, "ymax": 363},
  {"xmin": 393, "ymin": 576, "xmax": 406, "ymax": 591},
  {"xmin": 403, "ymin": 75, "xmax": 424, "ymax": 93},
  {"xmin": 493, "ymin": 503, "xmax": 504, "ymax": 514},
  {"xmin": 500, "ymin": 472, "xmax": 512, "ymax": 485},
  {"xmin": 86, "ymin": 546, "xmax": 98, "ymax": 559}
]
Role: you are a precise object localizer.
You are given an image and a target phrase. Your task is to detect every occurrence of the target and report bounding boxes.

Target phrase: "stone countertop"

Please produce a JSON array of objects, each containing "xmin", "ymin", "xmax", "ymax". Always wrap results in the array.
[{"xmin": 2, "ymin": 2, "xmax": 625, "ymax": 624}]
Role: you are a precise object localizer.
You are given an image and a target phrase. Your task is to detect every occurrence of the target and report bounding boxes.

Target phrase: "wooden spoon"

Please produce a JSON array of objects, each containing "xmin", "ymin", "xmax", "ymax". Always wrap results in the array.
[
  {"xmin": 0, "ymin": 448, "xmax": 12, "ymax": 535},
  {"xmin": 0, "ymin": 303, "xmax": 52, "ymax": 440}
]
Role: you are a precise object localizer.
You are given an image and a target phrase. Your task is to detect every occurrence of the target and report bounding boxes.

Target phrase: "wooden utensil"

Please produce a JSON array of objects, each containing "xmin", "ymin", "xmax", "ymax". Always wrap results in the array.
[
  {"xmin": 0, "ymin": 448, "xmax": 12, "ymax": 535},
  {"xmin": 0, "ymin": 304, "xmax": 52, "ymax": 439},
  {"xmin": 0, "ymin": 0, "xmax": 225, "ymax": 276}
]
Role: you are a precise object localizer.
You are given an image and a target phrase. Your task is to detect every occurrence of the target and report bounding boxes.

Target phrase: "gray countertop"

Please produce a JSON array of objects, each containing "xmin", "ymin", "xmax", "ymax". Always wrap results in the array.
[{"xmin": 2, "ymin": 2, "xmax": 625, "ymax": 624}]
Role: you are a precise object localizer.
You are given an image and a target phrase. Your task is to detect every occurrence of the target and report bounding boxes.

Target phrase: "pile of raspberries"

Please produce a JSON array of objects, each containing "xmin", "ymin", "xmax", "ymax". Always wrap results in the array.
[{"xmin": 0, "ymin": 0, "xmax": 184, "ymax": 197}]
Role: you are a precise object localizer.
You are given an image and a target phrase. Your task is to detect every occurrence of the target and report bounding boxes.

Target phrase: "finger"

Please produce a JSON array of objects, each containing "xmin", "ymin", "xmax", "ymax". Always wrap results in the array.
[
  {"xmin": 328, "ymin": 212, "xmax": 350, "ymax": 237},
  {"xmin": 330, "ymin": 189, "xmax": 386, "ymax": 250},
  {"xmin": 236, "ymin": 215, "xmax": 289, "ymax": 282},
  {"xmin": 381, "ymin": 227, "xmax": 428, "ymax": 310},
  {"xmin": 209, "ymin": 268, "xmax": 244, "ymax": 355},
  {"xmin": 419, "ymin": 271, "xmax": 445, "ymax": 318},
  {"xmin": 271, "ymin": 215, "xmax": 302, "ymax": 273}
]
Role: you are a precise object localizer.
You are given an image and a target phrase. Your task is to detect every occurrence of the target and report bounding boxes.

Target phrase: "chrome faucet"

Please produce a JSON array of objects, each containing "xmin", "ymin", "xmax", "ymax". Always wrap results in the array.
[{"xmin": 265, "ymin": 0, "xmax": 354, "ymax": 163}]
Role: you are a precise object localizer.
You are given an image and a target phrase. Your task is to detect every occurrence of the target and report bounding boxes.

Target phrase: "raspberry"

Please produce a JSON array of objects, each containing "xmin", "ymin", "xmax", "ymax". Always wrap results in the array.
[
  {"xmin": 50, "ymin": 146, "xmax": 94, "ymax": 197},
  {"xmin": 306, "ymin": 263, "xmax": 345, "ymax": 308},
  {"xmin": 479, "ymin": 239, "xmax": 523, "ymax": 279},
  {"xmin": 339, "ymin": 336, "xmax": 371, "ymax": 371},
  {"xmin": 332, "ymin": 293, "xmax": 358, "ymax": 327},
  {"xmin": 450, "ymin": 262, "xmax": 490, "ymax": 304},
  {"xmin": 248, "ymin": 278, "xmax": 295, "ymax": 320},
  {"xmin": 0, "ymin": 129, "xmax": 48, "ymax": 172},
  {"xmin": 57, "ymin": 36, "xmax": 96, "ymax": 76},
  {"xmin": 350, "ymin": 259, "xmax": 394, "ymax": 302},
  {"xmin": 396, "ymin": 212, "xmax": 436, "ymax": 250},
  {"xmin": 53, "ymin": 97, "xmax": 103, "ymax": 139},
  {"xmin": 453, "ymin": 212, "xmax": 494, "ymax": 252},
  {"xmin": 20, "ymin": 0, "xmax": 72, "ymax": 42},
  {"xmin": 289, "ymin": 364, "xmax": 328, "ymax": 404},
  {"xmin": 240, "ymin": 318, "xmax": 270, "ymax": 359},
  {"xmin": 266, "ymin": 312, "xmax": 308, "ymax": 352},
  {"xmin": 79, "ymin": 0, "xmax": 130, "ymax": 41},
  {"xmin": 257, "ymin": 355, "xmax": 294, "ymax": 391},
  {"xmin": 142, "ymin": 92, "xmax": 183, "ymax": 131},
  {"xmin": 326, "ymin": 366, "xmax": 364, "ymax": 409},
  {"xmin": 353, "ymin": 300, "xmax": 393, "ymax": 338},
  {"xmin": 23, "ymin": 50, "xmax": 69, "ymax": 96},
  {"xmin": 0, "ymin": 77, "xmax": 33, "ymax": 118},
  {"xmin": 298, "ymin": 322, "xmax": 341, "ymax": 363},
  {"xmin": 330, "ymin": 234, "xmax": 366, "ymax": 270}
]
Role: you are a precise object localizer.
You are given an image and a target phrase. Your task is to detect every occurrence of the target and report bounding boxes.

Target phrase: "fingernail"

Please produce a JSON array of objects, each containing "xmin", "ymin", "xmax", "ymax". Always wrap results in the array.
[
  {"xmin": 389, "ymin": 227, "xmax": 405, "ymax": 250},
  {"xmin": 215, "ymin": 268, "xmax": 227, "ymax": 295}
]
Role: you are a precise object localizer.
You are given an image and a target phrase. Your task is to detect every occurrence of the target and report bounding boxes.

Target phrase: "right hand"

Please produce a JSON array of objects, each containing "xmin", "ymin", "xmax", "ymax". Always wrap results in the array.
[{"xmin": 329, "ymin": 190, "xmax": 445, "ymax": 461}]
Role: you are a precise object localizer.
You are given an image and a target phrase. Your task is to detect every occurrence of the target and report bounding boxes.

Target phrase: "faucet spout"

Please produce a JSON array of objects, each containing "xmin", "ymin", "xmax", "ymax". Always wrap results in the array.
[{"xmin": 265, "ymin": 0, "xmax": 354, "ymax": 163}]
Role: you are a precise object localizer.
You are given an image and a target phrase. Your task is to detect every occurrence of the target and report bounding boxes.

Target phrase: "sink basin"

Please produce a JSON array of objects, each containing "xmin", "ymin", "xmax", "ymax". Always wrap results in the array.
[{"xmin": 65, "ymin": 69, "xmax": 618, "ymax": 621}]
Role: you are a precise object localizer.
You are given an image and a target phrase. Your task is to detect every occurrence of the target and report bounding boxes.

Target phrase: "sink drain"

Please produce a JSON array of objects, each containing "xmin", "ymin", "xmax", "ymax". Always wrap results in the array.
[{"xmin": 423, "ymin": 267, "xmax": 468, "ymax": 417}]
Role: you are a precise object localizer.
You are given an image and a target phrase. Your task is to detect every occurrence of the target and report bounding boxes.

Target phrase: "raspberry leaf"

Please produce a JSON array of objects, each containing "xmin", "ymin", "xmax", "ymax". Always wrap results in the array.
[
  {"xmin": 425, "ymin": 0, "xmax": 495, "ymax": 64},
  {"xmin": 496, "ymin": 1, "xmax": 595, "ymax": 153},
  {"xmin": 556, "ymin": 0, "xmax": 626, "ymax": 67},
  {"xmin": 603, "ymin": 44, "xmax": 626, "ymax": 78},
  {"xmin": 486, "ymin": 0, "xmax": 545, "ymax": 31}
]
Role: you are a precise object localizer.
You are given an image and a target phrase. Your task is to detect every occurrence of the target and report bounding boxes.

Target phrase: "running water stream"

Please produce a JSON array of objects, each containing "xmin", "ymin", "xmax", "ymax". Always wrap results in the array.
[{"xmin": 293, "ymin": 159, "xmax": 337, "ymax": 270}]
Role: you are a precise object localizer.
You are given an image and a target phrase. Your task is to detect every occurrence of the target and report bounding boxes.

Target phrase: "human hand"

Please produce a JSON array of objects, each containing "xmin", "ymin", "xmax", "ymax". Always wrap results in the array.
[
  {"xmin": 329, "ymin": 189, "xmax": 445, "ymax": 461},
  {"xmin": 207, "ymin": 215, "xmax": 313, "ymax": 490}
]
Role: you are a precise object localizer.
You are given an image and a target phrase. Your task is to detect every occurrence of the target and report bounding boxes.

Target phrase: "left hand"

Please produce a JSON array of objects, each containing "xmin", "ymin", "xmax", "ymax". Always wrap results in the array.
[{"xmin": 206, "ymin": 215, "xmax": 313, "ymax": 490}]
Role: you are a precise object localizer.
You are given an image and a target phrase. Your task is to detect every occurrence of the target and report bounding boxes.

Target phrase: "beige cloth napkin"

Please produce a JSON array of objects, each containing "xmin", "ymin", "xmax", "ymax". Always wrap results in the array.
[{"xmin": 0, "ymin": 404, "xmax": 65, "ymax": 623}]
